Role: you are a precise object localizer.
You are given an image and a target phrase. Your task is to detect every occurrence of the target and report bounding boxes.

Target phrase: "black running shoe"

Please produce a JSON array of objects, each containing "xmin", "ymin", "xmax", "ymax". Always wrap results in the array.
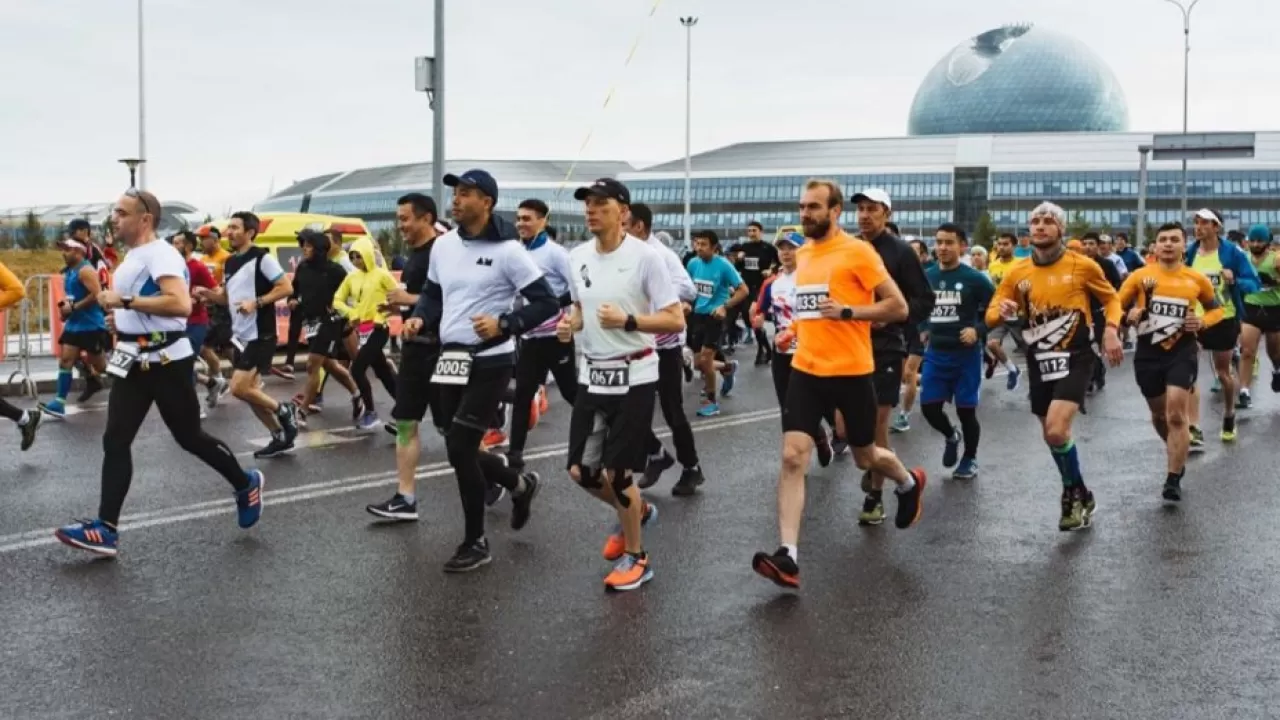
[
  {"xmin": 19, "ymin": 410, "xmax": 41, "ymax": 451},
  {"xmin": 639, "ymin": 451, "xmax": 675, "ymax": 489},
  {"xmin": 444, "ymin": 538, "xmax": 491, "ymax": 573},
  {"xmin": 510, "ymin": 473, "xmax": 540, "ymax": 530},
  {"xmin": 816, "ymin": 436, "xmax": 833, "ymax": 468},
  {"xmin": 893, "ymin": 468, "xmax": 927, "ymax": 529},
  {"xmin": 1162, "ymin": 476, "xmax": 1182, "ymax": 503},
  {"xmin": 277, "ymin": 402, "xmax": 299, "ymax": 444},
  {"xmin": 253, "ymin": 436, "xmax": 293, "ymax": 459},
  {"xmin": 751, "ymin": 547, "xmax": 799, "ymax": 589},
  {"xmin": 672, "ymin": 466, "xmax": 705, "ymax": 496},
  {"xmin": 485, "ymin": 482, "xmax": 507, "ymax": 507},
  {"xmin": 77, "ymin": 375, "xmax": 104, "ymax": 404},
  {"xmin": 366, "ymin": 493, "xmax": 419, "ymax": 521}
]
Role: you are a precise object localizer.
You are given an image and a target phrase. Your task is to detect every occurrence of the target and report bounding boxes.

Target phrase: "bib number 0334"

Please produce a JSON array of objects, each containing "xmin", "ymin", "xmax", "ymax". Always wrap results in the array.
[{"xmin": 430, "ymin": 350, "xmax": 473, "ymax": 386}]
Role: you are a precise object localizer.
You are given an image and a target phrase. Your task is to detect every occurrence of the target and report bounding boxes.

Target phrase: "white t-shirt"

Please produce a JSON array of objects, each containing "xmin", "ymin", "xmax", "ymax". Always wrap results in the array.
[
  {"xmin": 568, "ymin": 234, "xmax": 678, "ymax": 386},
  {"xmin": 429, "ymin": 229, "xmax": 544, "ymax": 357},
  {"xmin": 645, "ymin": 234, "xmax": 696, "ymax": 349},
  {"xmin": 524, "ymin": 238, "xmax": 574, "ymax": 340},
  {"xmin": 112, "ymin": 238, "xmax": 194, "ymax": 361},
  {"xmin": 224, "ymin": 249, "xmax": 285, "ymax": 342},
  {"xmin": 766, "ymin": 270, "xmax": 798, "ymax": 355}
]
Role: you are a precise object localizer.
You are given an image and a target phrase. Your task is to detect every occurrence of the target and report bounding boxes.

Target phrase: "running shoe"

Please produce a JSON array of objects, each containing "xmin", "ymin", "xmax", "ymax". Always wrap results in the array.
[
  {"xmin": 1006, "ymin": 366, "xmax": 1022, "ymax": 392},
  {"xmin": 54, "ymin": 518, "xmax": 118, "ymax": 557},
  {"xmin": 253, "ymin": 436, "xmax": 294, "ymax": 459},
  {"xmin": 19, "ymin": 409, "xmax": 41, "ymax": 451},
  {"xmin": 639, "ymin": 451, "xmax": 675, "ymax": 489},
  {"xmin": 720, "ymin": 360, "xmax": 739, "ymax": 397},
  {"xmin": 1162, "ymin": 474, "xmax": 1182, "ymax": 503},
  {"xmin": 952, "ymin": 457, "xmax": 979, "ymax": 480},
  {"xmin": 1237, "ymin": 390, "xmax": 1252, "ymax": 410},
  {"xmin": 858, "ymin": 493, "xmax": 885, "ymax": 526},
  {"xmin": 443, "ymin": 538, "xmax": 491, "ymax": 573},
  {"xmin": 510, "ymin": 472, "xmax": 540, "ymax": 530},
  {"xmin": 76, "ymin": 375, "xmax": 104, "ymax": 404},
  {"xmin": 206, "ymin": 377, "xmax": 229, "ymax": 409},
  {"xmin": 39, "ymin": 400, "xmax": 66, "ymax": 419},
  {"xmin": 310, "ymin": 393, "xmax": 324, "ymax": 413},
  {"xmin": 751, "ymin": 547, "xmax": 799, "ymax": 589},
  {"xmin": 889, "ymin": 411, "xmax": 910, "ymax": 434},
  {"xmin": 696, "ymin": 402, "xmax": 720, "ymax": 418},
  {"xmin": 1211, "ymin": 375, "xmax": 1221, "ymax": 393},
  {"xmin": 831, "ymin": 438, "xmax": 849, "ymax": 457},
  {"xmin": 295, "ymin": 406, "xmax": 309, "ymax": 430},
  {"xmin": 351, "ymin": 396, "xmax": 364, "ymax": 422},
  {"xmin": 943, "ymin": 429, "xmax": 962, "ymax": 469},
  {"xmin": 527, "ymin": 392, "xmax": 541, "ymax": 431},
  {"xmin": 1059, "ymin": 486, "xmax": 1095, "ymax": 531},
  {"xmin": 1189, "ymin": 425, "xmax": 1205, "ymax": 453},
  {"xmin": 671, "ymin": 466, "xmax": 705, "ymax": 497},
  {"xmin": 277, "ymin": 402, "xmax": 300, "ymax": 445},
  {"xmin": 815, "ymin": 434, "xmax": 834, "ymax": 468},
  {"xmin": 199, "ymin": 405, "xmax": 208, "ymax": 421},
  {"xmin": 366, "ymin": 493, "xmax": 419, "ymax": 521},
  {"xmin": 893, "ymin": 468, "xmax": 927, "ymax": 529},
  {"xmin": 485, "ymin": 483, "xmax": 507, "ymax": 507},
  {"xmin": 1221, "ymin": 414, "xmax": 1237, "ymax": 443},
  {"xmin": 602, "ymin": 502, "xmax": 657, "ymax": 562},
  {"xmin": 270, "ymin": 366, "xmax": 295, "ymax": 381},
  {"xmin": 984, "ymin": 353, "xmax": 997, "ymax": 379},
  {"xmin": 357, "ymin": 411, "xmax": 380, "ymax": 431},
  {"xmin": 235, "ymin": 469, "xmax": 265, "ymax": 529},
  {"xmin": 537, "ymin": 385, "xmax": 549, "ymax": 414},
  {"xmin": 604, "ymin": 553, "xmax": 653, "ymax": 592},
  {"xmin": 481, "ymin": 429, "xmax": 507, "ymax": 450}
]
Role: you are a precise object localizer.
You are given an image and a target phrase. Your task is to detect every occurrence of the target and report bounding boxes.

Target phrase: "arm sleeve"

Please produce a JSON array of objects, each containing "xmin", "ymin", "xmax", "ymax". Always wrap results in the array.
[
  {"xmin": 410, "ymin": 280, "xmax": 443, "ymax": 330},
  {"xmin": 899, "ymin": 250, "xmax": 935, "ymax": 326},
  {"xmin": 1083, "ymin": 258, "xmax": 1123, "ymax": 327},
  {"xmin": 1, "ymin": 263, "xmax": 29, "ymax": 309},
  {"xmin": 641, "ymin": 249, "xmax": 680, "ymax": 311}
]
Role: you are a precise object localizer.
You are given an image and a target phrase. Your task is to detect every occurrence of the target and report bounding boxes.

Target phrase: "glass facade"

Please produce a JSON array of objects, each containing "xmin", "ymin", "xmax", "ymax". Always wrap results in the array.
[{"xmin": 908, "ymin": 24, "xmax": 1128, "ymax": 136}]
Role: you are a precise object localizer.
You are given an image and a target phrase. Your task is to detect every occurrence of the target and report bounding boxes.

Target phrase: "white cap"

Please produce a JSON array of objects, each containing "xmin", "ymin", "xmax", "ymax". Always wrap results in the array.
[
  {"xmin": 58, "ymin": 238, "xmax": 87, "ymax": 252},
  {"xmin": 851, "ymin": 188, "xmax": 892, "ymax": 211},
  {"xmin": 1194, "ymin": 208, "xmax": 1222, "ymax": 225}
]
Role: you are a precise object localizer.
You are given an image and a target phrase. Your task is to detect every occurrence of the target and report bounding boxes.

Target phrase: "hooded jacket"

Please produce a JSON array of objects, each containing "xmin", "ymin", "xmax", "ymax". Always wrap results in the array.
[
  {"xmin": 333, "ymin": 236, "xmax": 399, "ymax": 324},
  {"xmin": 1184, "ymin": 236, "xmax": 1261, "ymax": 315},
  {"xmin": 290, "ymin": 231, "xmax": 349, "ymax": 322}
]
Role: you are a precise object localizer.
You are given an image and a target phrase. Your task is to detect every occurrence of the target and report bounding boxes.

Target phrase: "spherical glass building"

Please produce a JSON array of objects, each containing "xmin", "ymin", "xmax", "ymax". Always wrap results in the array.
[{"xmin": 908, "ymin": 24, "xmax": 1130, "ymax": 136}]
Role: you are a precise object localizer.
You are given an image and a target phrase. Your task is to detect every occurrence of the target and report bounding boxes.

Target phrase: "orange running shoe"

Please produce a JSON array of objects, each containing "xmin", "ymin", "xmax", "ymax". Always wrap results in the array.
[
  {"xmin": 538, "ymin": 385, "xmax": 549, "ymax": 414},
  {"xmin": 604, "ymin": 553, "xmax": 653, "ymax": 592},
  {"xmin": 601, "ymin": 502, "xmax": 657, "ymax": 561},
  {"xmin": 481, "ymin": 429, "xmax": 507, "ymax": 450},
  {"xmin": 528, "ymin": 394, "xmax": 541, "ymax": 431}
]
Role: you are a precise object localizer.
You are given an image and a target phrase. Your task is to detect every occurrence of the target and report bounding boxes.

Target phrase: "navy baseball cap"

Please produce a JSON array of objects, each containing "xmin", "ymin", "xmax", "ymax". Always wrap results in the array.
[
  {"xmin": 573, "ymin": 178, "xmax": 631, "ymax": 205},
  {"xmin": 443, "ymin": 169, "xmax": 498, "ymax": 201}
]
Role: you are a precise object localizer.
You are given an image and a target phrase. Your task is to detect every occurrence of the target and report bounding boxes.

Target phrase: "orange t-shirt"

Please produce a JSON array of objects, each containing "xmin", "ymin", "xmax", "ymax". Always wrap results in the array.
[
  {"xmin": 790, "ymin": 232, "xmax": 889, "ymax": 377},
  {"xmin": 202, "ymin": 247, "xmax": 231, "ymax": 285}
]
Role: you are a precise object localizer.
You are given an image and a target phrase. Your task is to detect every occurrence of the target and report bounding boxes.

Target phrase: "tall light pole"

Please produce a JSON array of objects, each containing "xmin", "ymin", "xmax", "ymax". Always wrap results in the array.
[
  {"xmin": 1164, "ymin": 0, "xmax": 1200, "ymax": 217},
  {"xmin": 137, "ymin": 0, "xmax": 147, "ymax": 190},
  {"xmin": 680, "ymin": 16, "xmax": 697, "ymax": 244},
  {"xmin": 415, "ymin": 0, "xmax": 445, "ymax": 205}
]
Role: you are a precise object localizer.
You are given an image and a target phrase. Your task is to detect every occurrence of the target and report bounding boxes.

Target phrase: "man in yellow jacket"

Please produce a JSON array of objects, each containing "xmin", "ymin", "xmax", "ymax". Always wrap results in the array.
[
  {"xmin": 0, "ymin": 261, "xmax": 43, "ymax": 449},
  {"xmin": 333, "ymin": 237, "xmax": 399, "ymax": 429}
]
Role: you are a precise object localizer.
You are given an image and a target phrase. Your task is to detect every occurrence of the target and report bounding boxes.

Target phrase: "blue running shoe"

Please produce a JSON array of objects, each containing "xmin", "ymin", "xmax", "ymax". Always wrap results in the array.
[
  {"xmin": 54, "ymin": 518, "xmax": 119, "ymax": 557},
  {"xmin": 39, "ymin": 400, "xmax": 67, "ymax": 420},
  {"xmin": 890, "ymin": 411, "xmax": 910, "ymax": 433},
  {"xmin": 720, "ymin": 360, "xmax": 739, "ymax": 397},
  {"xmin": 953, "ymin": 457, "xmax": 978, "ymax": 480},
  {"xmin": 1006, "ymin": 367, "xmax": 1021, "ymax": 392},
  {"xmin": 943, "ymin": 430, "xmax": 962, "ymax": 469},
  {"xmin": 236, "ymin": 470, "xmax": 265, "ymax": 529},
  {"xmin": 697, "ymin": 402, "xmax": 721, "ymax": 418}
]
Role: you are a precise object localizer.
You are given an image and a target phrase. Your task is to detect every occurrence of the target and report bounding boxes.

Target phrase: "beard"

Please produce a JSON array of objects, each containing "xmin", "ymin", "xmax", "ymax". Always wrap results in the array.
[{"xmin": 802, "ymin": 218, "xmax": 830, "ymax": 240}]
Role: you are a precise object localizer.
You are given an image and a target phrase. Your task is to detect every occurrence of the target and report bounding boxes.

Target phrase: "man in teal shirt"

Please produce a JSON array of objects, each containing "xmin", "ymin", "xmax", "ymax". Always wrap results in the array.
[
  {"xmin": 1013, "ymin": 234, "xmax": 1035, "ymax": 259},
  {"xmin": 685, "ymin": 230, "xmax": 747, "ymax": 417},
  {"xmin": 918, "ymin": 224, "xmax": 994, "ymax": 480}
]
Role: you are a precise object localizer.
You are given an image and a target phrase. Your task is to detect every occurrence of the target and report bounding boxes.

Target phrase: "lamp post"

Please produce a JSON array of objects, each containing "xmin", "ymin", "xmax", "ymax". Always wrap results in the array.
[
  {"xmin": 118, "ymin": 158, "xmax": 145, "ymax": 189},
  {"xmin": 680, "ymin": 16, "xmax": 697, "ymax": 244},
  {"xmin": 1163, "ymin": 0, "xmax": 1200, "ymax": 217},
  {"xmin": 136, "ymin": 0, "xmax": 147, "ymax": 190},
  {"xmin": 415, "ymin": 0, "xmax": 446, "ymax": 205}
]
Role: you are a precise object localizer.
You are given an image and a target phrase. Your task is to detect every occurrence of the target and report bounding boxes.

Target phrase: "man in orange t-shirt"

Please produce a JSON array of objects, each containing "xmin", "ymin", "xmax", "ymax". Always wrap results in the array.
[{"xmin": 751, "ymin": 179, "xmax": 928, "ymax": 591}]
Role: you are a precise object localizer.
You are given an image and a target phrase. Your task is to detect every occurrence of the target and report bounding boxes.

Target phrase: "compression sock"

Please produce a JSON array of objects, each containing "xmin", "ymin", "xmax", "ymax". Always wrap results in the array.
[
  {"xmin": 1051, "ymin": 440, "xmax": 1083, "ymax": 488},
  {"xmin": 55, "ymin": 369, "xmax": 72, "ymax": 402}
]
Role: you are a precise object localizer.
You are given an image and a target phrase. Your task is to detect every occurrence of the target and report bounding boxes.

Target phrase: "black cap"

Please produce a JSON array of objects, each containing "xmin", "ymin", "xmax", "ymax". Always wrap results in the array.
[
  {"xmin": 443, "ymin": 169, "xmax": 498, "ymax": 201},
  {"xmin": 66, "ymin": 218, "xmax": 92, "ymax": 235},
  {"xmin": 573, "ymin": 178, "xmax": 631, "ymax": 205}
]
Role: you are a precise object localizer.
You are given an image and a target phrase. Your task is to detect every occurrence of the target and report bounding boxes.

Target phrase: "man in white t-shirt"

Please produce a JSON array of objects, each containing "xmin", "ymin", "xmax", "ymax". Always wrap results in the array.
[
  {"xmin": 557, "ymin": 178, "xmax": 684, "ymax": 593},
  {"xmin": 54, "ymin": 189, "xmax": 265, "ymax": 558}
]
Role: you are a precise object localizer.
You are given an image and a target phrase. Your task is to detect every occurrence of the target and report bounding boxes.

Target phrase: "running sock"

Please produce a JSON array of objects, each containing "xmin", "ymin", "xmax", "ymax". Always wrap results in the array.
[
  {"xmin": 1051, "ymin": 440, "xmax": 1083, "ymax": 487},
  {"xmin": 401, "ymin": 493, "xmax": 416, "ymax": 504},
  {"xmin": 895, "ymin": 473, "xmax": 917, "ymax": 494},
  {"xmin": 1005, "ymin": 360, "xmax": 1018, "ymax": 372},
  {"xmin": 782, "ymin": 543, "xmax": 798, "ymax": 562},
  {"xmin": 16, "ymin": 409, "xmax": 30, "ymax": 426},
  {"xmin": 55, "ymin": 369, "xmax": 72, "ymax": 402}
]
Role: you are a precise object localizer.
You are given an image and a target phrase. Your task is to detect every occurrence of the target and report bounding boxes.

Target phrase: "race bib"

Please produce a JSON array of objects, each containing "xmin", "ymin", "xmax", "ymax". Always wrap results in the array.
[
  {"xmin": 303, "ymin": 321, "xmax": 321, "ymax": 340},
  {"xmin": 430, "ymin": 349, "xmax": 473, "ymax": 386},
  {"xmin": 744, "ymin": 257, "xmax": 760, "ymax": 271},
  {"xmin": 931, "ymin": 298, "xmax": 960, "ymax": 324},
  {"xmin": 694, "ymin": 279, "xmax": 714, "ymax": 298},
  {"xmin": 357, "ymin": 322, "xmax": 375, "ymax": 348},
  {"xmin": 1035, "ymin": 350, "xmax": 1071, "ymax": 381},
  {"xmin": 586, "ymin": 359, "xmax": 630, "ymax": 396},
  {"xmin": 794, "ymin": 284, "xmax": 829, "ymax": 321},
  {"xmin": 1139, "ymin": 295, "xmax": 1189, "ymax": 343},
  {"xmin": 105, "ymin": 343, "xmax": 140, "ymax": 378}
]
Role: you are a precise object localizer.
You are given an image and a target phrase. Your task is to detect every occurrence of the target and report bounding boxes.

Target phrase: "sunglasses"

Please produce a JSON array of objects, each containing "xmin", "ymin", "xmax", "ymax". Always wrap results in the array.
[{"xmin": 124, "ymin": 187, "xmax": 161, "ymax": 218}]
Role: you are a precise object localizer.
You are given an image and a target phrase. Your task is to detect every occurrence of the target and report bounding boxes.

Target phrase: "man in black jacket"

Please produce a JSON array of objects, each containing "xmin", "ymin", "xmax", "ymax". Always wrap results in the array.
[
  {"xmin": 850, "ymin": 189, "xmax": 936, "ymax": 527},
  {"xmin": 1080, "ymin": 232, "xmax": 1124, "ymax": 395},
  {"xmin": 291, "ymin": 229, "xmax": 361, "ymax": 422}
]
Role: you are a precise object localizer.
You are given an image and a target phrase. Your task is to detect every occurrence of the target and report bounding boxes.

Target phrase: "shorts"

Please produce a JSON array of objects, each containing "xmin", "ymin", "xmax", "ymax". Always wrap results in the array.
[
  {"xmin": 206, "ymin": 318, "xmax": 233, "ymax": 353},
  {"xmin": 872, "ymin": 351, "xmax": 905, "ymax": 408},
  {"xmin": 1197, "ymin": 316, "xmax": 1240, "ymax": 353},
  {"xmin": 433, "ymin": 362, "xmax": 512, "ymax": 434},
  {"xmin": 782, "ymin": 369, "xmax": 878, "ymax": 448},
  {"xmin": 59, "ymin": 329, "xmax": 110, "ymax": 355},
  {"xmin": 987, "ymin": 322, "xmax": 1025, "ymax": 347},
  {"xmin": 1027, "ymin": 350, "xmax": 1094, "ymax": 417},
  {"xmin": 1243, "ymin": 303, "xmax": 1280, "ymax": 334},
  {"xmin": 1134, "ymin": 349, "xmax": 1198, "ymax": 399},
  {"xmin": 566, "ymin": 381, "xmax": 658, "ymax": 474},
  {"xmin": 686, "ymin": 313, "xmax": 723, "ymax": 352},
  {"xmin": 306, "ymin": 320, "xmax": 351, "ymax": 359},
  {"xmin": 906, "ymin": 324, "xmax": 926, "ymax": 357},
  {"xmin": 186, "ymin": 324, "xmax": 208, "ymax": 359},
  {"xmin": 919, "ymin": 348, "xmax": 984, "ymax": 408},
  {"xmin": 390, "ymin": 342, "xmax": 440, "ymax": 424},
  {"xmin": 233, "ymin": 337, "xmax": 276, "ymax": 375}
]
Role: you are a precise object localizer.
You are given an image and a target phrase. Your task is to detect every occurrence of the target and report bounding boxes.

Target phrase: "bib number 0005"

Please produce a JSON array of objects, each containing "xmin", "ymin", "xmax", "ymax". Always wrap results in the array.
[{"xmin": 431, "ymin": 350, "xmax": 473, "ymax": 386}]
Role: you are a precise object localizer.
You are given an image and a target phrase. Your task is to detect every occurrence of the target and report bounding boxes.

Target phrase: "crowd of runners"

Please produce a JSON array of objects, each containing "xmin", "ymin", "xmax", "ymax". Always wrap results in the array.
[{"xmin": 2, "ymin": 172, "xmax": 1277, "ymax": 592}]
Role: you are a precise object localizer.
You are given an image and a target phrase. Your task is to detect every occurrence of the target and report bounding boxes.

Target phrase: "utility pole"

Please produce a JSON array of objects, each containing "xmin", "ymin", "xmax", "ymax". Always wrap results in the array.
[{"xmin": 680, "ymin": 16, "xmax": 698, "ymax": 244}]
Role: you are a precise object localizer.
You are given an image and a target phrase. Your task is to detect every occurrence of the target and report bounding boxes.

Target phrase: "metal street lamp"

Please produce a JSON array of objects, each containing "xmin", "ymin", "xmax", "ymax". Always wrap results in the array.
[
  {"xmin": 118, "ymin": 158, "xmax": 145, "ymax": 188},
  {"xmin": 1163, "ymin": 0, "xmax": 1200, "ymax": 217},
  {"xmin": 414, "ymin": 0, "xmax": 446, "ymax": 207},
  {"xmin": 680, "ymin": 16, "xmax": 698, "ymax": 244},
  {"xmin": 136, "ymin": 0, "xmax": 148, "ymax": 190}
]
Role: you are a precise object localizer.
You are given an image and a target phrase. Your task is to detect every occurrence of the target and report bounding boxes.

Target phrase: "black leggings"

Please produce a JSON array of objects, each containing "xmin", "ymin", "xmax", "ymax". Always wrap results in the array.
[
  {"xmin": 509, "ymin": 336, "xmax": 578, "ymax": 454},
  {"xmin": 921, "ymin": 402, "xmax": 980, "ymax": 461},
  {"xmin": 352, "ymin": 325, "xmax": 397, "ymax": 413},
  {"xmin": 0, "ymin": 397, "xmax": 22, "ymax": 423},
  {"xmin": 644, "ymin": 346, "xmax": 700, "ymax": 468},
  {"xmin": 284, "ymin": 309, "xmax": 304, "ymax": 366},
  {"xmin": 438, "ymin": 364, "xmax": 521, "ymax": 543},
  {"xmin": 100, "ymin": 356, "xmax": 248, "ymax": 525}
]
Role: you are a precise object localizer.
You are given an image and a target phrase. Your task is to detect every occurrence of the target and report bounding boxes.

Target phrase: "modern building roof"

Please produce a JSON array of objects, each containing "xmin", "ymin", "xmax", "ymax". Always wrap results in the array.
[
  {"xmin": 1, "ymin": 200, "xmax": 198, "ymax": 226},
  {"xmin": 268, "ymin": 160, "xmax": 637, "ymax": 199}
]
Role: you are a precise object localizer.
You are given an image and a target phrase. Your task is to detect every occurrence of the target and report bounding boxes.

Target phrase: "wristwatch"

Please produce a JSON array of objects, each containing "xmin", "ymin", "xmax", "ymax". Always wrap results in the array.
[
  {"xmin": 624, "ymin": 314, "xmax": 638, "ymax": 332},
  {"xmin": 498, "ymin": 316, "xmax": 511, "ymax": 334},
  {"xmin": 121, "ymin": 296, "xmax": 134, "ymax": 310},
  {"xmin": 840, "ymin": 307, "xmax": 854, "ymax": 321}
]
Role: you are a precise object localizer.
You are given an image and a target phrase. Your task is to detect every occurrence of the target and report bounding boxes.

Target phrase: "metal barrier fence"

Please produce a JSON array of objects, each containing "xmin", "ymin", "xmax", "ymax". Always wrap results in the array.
[{"xmin": 5, "ymin": 274, "xmax": 56, "ymax": 399}]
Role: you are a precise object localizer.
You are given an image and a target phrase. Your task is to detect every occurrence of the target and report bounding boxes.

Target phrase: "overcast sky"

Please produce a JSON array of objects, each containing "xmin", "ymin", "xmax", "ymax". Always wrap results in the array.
[{"xmin": 2, "ymin": 0, "xmax": 1276, "ymax": 214}]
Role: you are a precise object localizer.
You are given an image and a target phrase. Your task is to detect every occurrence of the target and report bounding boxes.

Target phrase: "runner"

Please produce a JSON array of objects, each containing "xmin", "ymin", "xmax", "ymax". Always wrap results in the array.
[
  {"xmin": 849, "ymin": 188, "xmax": 934, "ymax": 526},
  {"xmin": 401, "ymin": 169, "xmax": 556, "ymax": 572},
  {"xmin": 0, "ymin": 260, "xmax": 41, "ymax": 450},
  {"xmin": 1117, "ymin": 222, "xmax": 1221, "ymax": 502},
  {"xmin": 1238, "ymin": 224, "xmax": 1280, "ymax": 408},
  {"xmin": 289, "ymin": 229, "xmax": 361, "ymax": 426},
  {"xmin": 54, "ymin": 189, "xmax": 263, "ymax": 557},
  {"xmin": 918, "ymin": 224, "xmax": 993, "ymax": 480},
  {"xmin": 985, "ymin": 202, "xmax": 1123, "ymax": 532},
  {"xmin": 332, "ymin": 236, "xmax": 399, "ymax": 430},
  {"xmin": 1080, "ymin": 232, "xmax": 1125, "ymax": 396},
  {"xmin": 685, "ymin": 230, "xmax": 747, "ymax": 417},
  {"xmin": 890, "ymin": 237, "xmax": 932, "ymax": 433},
  {"xmin": 505, "ymin": 198, "xmax": 576, "ymax": 470},
  {"xmin": 984, "ymin": 232, "xmax": 1026, "ymax": 386},
  {"xmin": 629, "ymin": 206, "xmax": 706, "ymax": 494},
  {"xmin": 1184, "ymin": 208, "xmax": 1259, "ymax": 443},
  {"xmin": 752, "ymin": 179, "xmax": 926, "ymax": 590},
  {"xmin": 196, "ymin": 226, "xmax": 232, "ymax": 409},
  {"xmin": 40, "ymin": 235, "xmax": 109, "ymax": 418},
  {"xmin": 726, "ymin": 220, "xmax": 779, "ymax": 365},
  {"xmin": 169, "ymin": 231, "xmax": 217, "ymax": 420},
  {"xmin": 193, "ymin": 211, "xmax": 299, "ymax": 458},
  {"xmin": 559, "ymin": 177, "xmax": 684, "ymax": 591},
  {"xmin": 367, "ymin": 193, "xmax": 442, "ymax": 521}
]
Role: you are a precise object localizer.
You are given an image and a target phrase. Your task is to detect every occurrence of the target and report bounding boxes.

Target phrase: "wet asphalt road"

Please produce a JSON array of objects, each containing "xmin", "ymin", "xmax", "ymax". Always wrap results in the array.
[{"xmin": 2, "ymin": 351, "xmax": 1279, "ymax": 719}]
